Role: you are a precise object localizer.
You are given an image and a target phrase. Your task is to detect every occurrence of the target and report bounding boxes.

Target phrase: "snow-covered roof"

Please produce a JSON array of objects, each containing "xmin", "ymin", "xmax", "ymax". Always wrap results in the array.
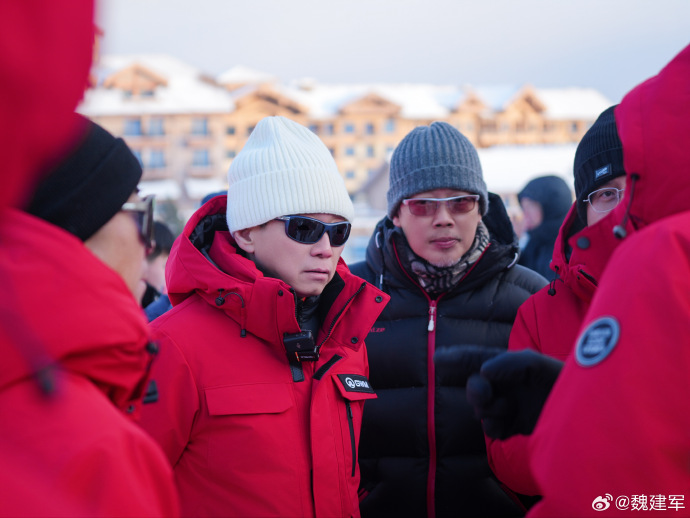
[
  {"xmin": 184, "ymin": 178, "xmax": 228, "ymax": 200},
  {"xmin": 80, "ymin": 54, "xmax": 612, "ymax": 123},
  {"xmin": 536, "ymin": 87, "xmax": 612, "ymax": 120},
  {"xmin": 471, "ymin": 85, "xmax": 522, "ymax": 111},
  {"xmin": 79, "ymin": 54, "xmax": 234, "ymax": 116},
  {"xmin": 138, "ymin": 179, "xmax": 182, "ymax": 200},
  {"xmin": 279, "ymin": 82, "xmax": 467, "ymax": 120},
  {"xmin": 217, "ymin": 65, "xmax": 277, "ymax": 85},
  {"xmin": 478, "ymin": 144, "xmax": 577, "ymax": 193}
]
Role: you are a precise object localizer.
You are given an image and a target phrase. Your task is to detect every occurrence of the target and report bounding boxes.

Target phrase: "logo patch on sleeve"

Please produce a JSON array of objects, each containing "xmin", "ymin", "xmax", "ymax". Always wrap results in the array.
[
  {"xmin": 575, "ymin": 317, "xmax": 620, "ymax": 367},
  {"xmin": 336, "ymin": 374, "xmax": 375, "ymax": 394}
]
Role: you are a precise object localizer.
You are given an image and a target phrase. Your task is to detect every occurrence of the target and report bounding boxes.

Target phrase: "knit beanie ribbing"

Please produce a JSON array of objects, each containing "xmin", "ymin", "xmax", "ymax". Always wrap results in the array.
[
  {"xmin": 26, "ymin": 115, "xmax": 142, "ymax": 241},
  {"xmin": 573, "ymin": 105, "xmax": 626, "ymax": 223},
  {"xmin": 387, "ymin": 121, "xmax": 488, "ymax": 218},
  {"xmin": 226, "ymin": 116, "xmax": 354, "ymax": 232}
]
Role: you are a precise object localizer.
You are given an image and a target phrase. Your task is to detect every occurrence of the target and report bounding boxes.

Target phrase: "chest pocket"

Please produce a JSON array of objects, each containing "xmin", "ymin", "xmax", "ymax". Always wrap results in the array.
[{"xmin": 205, "ymin": 383, "xmax": 293, "ymax": 416}]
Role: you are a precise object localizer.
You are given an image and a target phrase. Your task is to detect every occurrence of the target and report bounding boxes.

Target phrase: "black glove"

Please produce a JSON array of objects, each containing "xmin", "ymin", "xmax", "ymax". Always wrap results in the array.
[{"xmin": 466, "ymin": 349, "xmax": 564, "ymax": 439}]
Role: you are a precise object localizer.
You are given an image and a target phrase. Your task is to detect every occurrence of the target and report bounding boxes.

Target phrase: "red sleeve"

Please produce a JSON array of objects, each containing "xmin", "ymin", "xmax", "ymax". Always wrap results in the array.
[
  {"xmin": 530, "ymin": 223, "xmax": 690, "ymax": 516},
  {"xmin": 139, "ymin": 328, "xmax": 200, "ymax": 467}
]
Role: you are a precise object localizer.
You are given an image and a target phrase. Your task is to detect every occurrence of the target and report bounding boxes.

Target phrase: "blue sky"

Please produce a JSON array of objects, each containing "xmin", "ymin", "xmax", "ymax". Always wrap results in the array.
[{"xmin": 98, "ymin": 0, "xmax": 690, "ymax": 103}]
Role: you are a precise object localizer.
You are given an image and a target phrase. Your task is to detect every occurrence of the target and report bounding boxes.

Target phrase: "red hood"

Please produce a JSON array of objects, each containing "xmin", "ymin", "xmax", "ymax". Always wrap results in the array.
[
  {"xmin": 165, "ymin": 195, "xmax": 379, "ymax": 346},
  {"xmin": 0, "ymin": 209, "xmax": 152, "ymax": 411},
  {"xmin": 166, "ymin": 195, "xmax": 251, "ymax": 308},
  {"xmin": 614, "ymin": 44, "xmax": 690, "ymax": 230},
  {"xmin": 549, "ymin": 204, "xmax": 623, "ymax": 304}
]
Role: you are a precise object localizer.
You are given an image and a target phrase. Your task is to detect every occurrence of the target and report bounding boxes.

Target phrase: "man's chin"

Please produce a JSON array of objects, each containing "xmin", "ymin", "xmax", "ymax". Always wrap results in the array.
[{"xmin": 428, "ymin": 255, "xmax": 463, "ymax": 268}]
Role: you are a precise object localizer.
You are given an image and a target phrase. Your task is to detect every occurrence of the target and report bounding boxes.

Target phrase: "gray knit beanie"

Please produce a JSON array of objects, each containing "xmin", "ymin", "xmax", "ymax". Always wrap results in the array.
[{"xmin": 387, "ymin": 121, "xmax": 488, "ymax": 218}]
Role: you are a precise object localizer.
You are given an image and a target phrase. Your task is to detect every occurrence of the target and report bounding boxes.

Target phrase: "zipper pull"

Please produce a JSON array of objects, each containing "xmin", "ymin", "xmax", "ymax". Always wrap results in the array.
[{"xmin": 428, "ymin": 304, "xmax": 436, "ymax": 332}]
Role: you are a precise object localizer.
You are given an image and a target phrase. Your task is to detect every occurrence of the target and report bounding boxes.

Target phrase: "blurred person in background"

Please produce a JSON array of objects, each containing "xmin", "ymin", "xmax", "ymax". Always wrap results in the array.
[
  {"xmin": 517, "ymin": 175, "xmax": 572, "ymax": 281},
  {"xmin": 0, "ymin": 115, "xmax": 179, "ymax": 516},
  {"xmin": 141, "ymin": 220, "xmax": 176, "ymax": 308}
]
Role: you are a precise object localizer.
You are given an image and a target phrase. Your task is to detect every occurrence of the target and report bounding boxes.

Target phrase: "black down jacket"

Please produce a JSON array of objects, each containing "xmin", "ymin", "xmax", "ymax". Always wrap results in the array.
[{"xmin": 350, "ymin": 193, "xmax": 547, "ymax": 518}]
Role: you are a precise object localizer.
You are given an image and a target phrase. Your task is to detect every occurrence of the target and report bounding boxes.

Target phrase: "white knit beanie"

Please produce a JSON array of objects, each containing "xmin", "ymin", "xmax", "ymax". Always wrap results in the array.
[{"xmin": 226, "ymin": 116, "xmax": 355, "ymax": 233}]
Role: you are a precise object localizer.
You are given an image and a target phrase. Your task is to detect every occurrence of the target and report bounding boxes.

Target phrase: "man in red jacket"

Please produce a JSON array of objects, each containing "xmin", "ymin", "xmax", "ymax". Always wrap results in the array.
[
  {"xmin": 0, "ymin": 117, "xmax": 179, "ymax": 516},
  {"xmin": 140, "ymin": 116, "xmax": 389, "ymax": 517},
  {"xmin": 529, "ymin": 42, "xmax": 690, "ymax": 517},
  {"xmin": 484, "ymin": 105, "xmax": 628, "ymax": 498}
]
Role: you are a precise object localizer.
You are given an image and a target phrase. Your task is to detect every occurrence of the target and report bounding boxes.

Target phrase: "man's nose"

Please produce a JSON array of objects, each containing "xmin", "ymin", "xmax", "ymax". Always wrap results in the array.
[
  {"xmin": 432, "ymin": 202, "xmax": 454, "ymax": 226},
  {"xmin": 311, "ymin": 232, "xmax": 334, "ymax": 257}
]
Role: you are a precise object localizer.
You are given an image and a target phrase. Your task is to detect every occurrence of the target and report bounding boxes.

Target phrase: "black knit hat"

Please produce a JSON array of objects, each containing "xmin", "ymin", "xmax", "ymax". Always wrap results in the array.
[
  {"xmin": 573, "ymin": 105, "xmax": 626, "ymax": 223},
  {"xmin": 26, "ymin": 115, "xmax": 143, "ymax": 241}
]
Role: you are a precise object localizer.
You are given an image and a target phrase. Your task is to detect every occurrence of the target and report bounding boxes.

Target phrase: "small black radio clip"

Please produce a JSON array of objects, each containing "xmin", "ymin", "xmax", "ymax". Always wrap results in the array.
[{"xmin": 283, "ymin": 331, "xmax": 319, "ymax": 362}]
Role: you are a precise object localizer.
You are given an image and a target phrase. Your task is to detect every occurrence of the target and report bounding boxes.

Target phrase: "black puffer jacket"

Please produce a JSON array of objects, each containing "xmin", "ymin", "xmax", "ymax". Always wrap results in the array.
[{"xmin": 350, "ymin": 193, "xmax": 547, "ymax": 518}]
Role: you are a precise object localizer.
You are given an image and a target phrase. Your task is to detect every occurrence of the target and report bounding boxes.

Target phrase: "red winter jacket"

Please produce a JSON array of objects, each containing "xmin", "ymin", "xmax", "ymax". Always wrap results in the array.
[
  {"xmin": 486, "ymin": 204, "xmax": 621, "ymax": 495},
  {"xmin": 530, "ymin": 43, "xmax": 690, "ymax": 516},
  {"xmin": 139, "ymin": 196, "xmax": 389, "ymax": 517},
  {"xmin": 0, "ymin": 210, "xmax": 179, "ymax": 517}
]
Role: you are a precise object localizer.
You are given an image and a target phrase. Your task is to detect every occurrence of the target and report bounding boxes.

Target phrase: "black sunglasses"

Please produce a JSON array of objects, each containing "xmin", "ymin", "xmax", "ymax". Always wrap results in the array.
[
  {"xmin": 121, "ymin": 195, "xmax": 155, "ymax": 250},
  {"xmin": 275, "ymin": 215, "xmax": 351, "ymax": 247}
]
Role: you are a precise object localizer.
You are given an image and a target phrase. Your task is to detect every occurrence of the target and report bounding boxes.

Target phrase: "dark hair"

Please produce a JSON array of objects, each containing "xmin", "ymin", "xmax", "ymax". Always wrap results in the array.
[{"xmin": 147, "ymin": 221, "xmax": 176, "ymax": 261}]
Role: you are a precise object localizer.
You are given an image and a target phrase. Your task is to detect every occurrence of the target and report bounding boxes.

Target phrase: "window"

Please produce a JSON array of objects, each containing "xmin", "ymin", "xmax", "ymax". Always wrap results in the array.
[
  {"xmin": 365, "ymin": 123, "xmax": 375, "ymax": 135},
  {"xmin": 344, "ymin": 123, "xmax": 355, "ymax": 134},
  {"xmin": 345, "ymin": 170, "xmax": 356, "ymax": 179},
  {"xmin": 328, "ymin": 148, "xmax": 335, "ymax": 156},
  {"xmin": 570, "ymin": 122, "xmax": 579, "ymax": 133},
  {"xmin": 131, "ymin": 149, "xmax": 143, "ymax": 167},
  {"xmin": 323, "ymin": 123, "xmax": 334, "ymax": 135},
  {"xmin": 149, "ymin": 118, "xmax": 165, "ymax": 136},
  {"xmin": 465, "ymin": 122, "xmax": 474, "ymax": 133},
  {"xmin": 226, "ymin": 126, "xmax": 236, "ymax": 135},
  {"xmin": 123, "ymin": 118, "xmax": 142, "ymax": 136},
  {"xmin": 366, "ymin": 145, "xmax": 375, "ymax": 158},
  {"xmin": 149, "ymin": 150, "xmax": 166, "ymax": 169},
  {"xmin": 192, "ymin": 149, "xmax": 210, "ymax": 167},
  {"xmin": 226, "ymin": 150, "xmax": 236, "ymax": 159},
  {"xmin": 141, "ymin": 90, "xmax": 154, "ymax": 97},
  {"xmin": 384, "ymin": 118, "xmax": 395, "ymax": 133},
  {"xmin": 191, "ymin": 118, "xmax": 208, "ymax": 136},
  {"xmin": 247, "ymin": 125, "xmax": 255, "ymax": 136},
  {"xmin": 345, "ymin": 146, "xmax": 355, "ymax": 157},
  {"xmin": 308, "ymin": 124, "xmax": 319, "ymax": 134}
]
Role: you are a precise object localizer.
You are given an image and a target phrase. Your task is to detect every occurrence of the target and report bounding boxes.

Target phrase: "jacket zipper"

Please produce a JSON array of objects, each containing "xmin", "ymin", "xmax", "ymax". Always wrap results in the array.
[
  {"xmin": 345, "ymin": 400, "xmax": 356, "ymax": 477},
  {"xmin": 426, "ymin": 299, "xmax": 438, "ymax": 518}
]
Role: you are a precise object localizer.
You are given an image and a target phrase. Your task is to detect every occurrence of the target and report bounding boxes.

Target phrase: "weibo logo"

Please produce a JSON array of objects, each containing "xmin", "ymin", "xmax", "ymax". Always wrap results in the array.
[{"xmin": 592, "ymin": 494, "xmax": 612, "ymax": 511}]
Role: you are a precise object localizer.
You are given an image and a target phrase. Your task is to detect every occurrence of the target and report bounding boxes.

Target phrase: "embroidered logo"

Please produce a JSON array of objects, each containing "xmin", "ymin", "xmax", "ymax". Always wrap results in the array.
[
  {"xmin": 337, "ymin": 374, "xmax": 375, "ymax": 394},
  {"xmin": 595, "ymin": 164, "xmax": 612, "ymax": 180},
  {"xmin": 575, "ymin": 317, "xmax": 620, "ymax": 367},
  {"xmin": 369, "ymin": 327, "xmax": 386, "ymax": 333}
]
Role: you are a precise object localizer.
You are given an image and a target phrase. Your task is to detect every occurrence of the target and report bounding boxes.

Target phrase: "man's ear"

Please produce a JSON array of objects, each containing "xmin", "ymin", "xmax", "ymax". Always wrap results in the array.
[
  {"xmin": 392, "ymin": 211, "xmax": 402, "ymax": 227},
  {"xmin": 232, "ymin": 228, "xmax": 256, "ymax": 254}
]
